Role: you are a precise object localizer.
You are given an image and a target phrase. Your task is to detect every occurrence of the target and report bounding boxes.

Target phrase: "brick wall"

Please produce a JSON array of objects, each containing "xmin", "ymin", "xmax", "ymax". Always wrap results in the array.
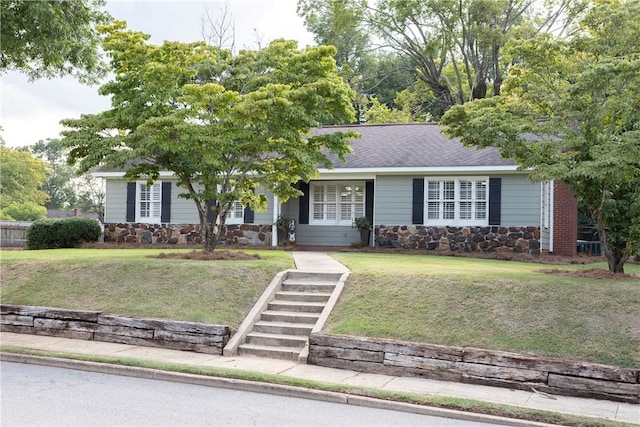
[{"xmin": 553, "ymin": 181, "xmax": 578, "ymax": 256}]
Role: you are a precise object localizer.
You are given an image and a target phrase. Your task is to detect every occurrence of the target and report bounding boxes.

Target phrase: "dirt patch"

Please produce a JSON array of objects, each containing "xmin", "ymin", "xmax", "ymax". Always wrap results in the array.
[
  {"xmin": 539, "ymin": 268, "xmax": 640, "ymax": 280},
  {"xmin": 151, "ymin": 250, "xmax": 261, "ymax": 261}
]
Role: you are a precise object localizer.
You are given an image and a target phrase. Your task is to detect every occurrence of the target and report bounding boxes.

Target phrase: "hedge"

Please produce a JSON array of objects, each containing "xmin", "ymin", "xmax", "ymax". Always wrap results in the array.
[{"xmin": 26, "ymin": 217, "xmax": 101, "ymax": 249}]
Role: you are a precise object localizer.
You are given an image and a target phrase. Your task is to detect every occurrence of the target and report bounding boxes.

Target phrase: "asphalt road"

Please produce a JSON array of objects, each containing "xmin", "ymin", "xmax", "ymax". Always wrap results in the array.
[{"xmin": 1, "ymin": 362, "xmax": 499, "ymax": 426}]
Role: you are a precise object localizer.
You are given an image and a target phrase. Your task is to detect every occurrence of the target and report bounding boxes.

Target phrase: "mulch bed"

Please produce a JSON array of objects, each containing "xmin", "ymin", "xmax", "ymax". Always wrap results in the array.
[
  {"xmin": 539, "ymin": 268, "xmax": 639, "ymax": 281},
  {"xmin": 153, "ymin": 250, "xmax": 261, "ymax": 260}
]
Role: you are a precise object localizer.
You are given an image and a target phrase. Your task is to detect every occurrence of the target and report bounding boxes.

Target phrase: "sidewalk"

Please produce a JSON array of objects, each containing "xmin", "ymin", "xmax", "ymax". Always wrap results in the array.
[{"xmin": 2, "ymin": 252, "xmax": 638, "ymax": 425}]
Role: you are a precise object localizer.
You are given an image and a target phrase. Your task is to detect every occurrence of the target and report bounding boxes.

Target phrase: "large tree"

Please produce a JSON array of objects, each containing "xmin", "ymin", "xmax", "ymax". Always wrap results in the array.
[
  {"xmin": 441, "ymin": 0, "xmax": 640, "ymax": 274},
  {"xmin": 62, "ymin": 22, "xmax": 358, "ymax": 252},
  {"xmin": 0, "ymin": 144, "xmax": 50, "ymax": 220},
  {"xmin": 367, "ymin": 0, "xmax": 589, "ymax": 114},
  {"xmin": 0, "ymin": 0, "xmax": 111, "ymax": 82}
]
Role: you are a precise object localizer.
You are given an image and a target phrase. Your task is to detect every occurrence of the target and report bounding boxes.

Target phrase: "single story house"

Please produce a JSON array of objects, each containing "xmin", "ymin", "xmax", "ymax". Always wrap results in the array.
[{"xmin": 94, "ymin": 123, "xmax": 577, "ymax": 256}]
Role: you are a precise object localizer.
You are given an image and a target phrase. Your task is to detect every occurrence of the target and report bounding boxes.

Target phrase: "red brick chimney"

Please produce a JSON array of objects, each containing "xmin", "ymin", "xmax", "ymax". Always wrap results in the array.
[
  {"xmin": 73, "ymin": 208, "xmax": 81, "ymax": 217},
  {"xmin": 552, "ymin": 181, "xmax": 577, "ymax": 256}
]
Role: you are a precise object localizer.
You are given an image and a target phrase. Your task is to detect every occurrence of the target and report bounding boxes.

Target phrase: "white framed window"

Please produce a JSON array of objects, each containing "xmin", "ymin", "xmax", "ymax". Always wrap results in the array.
[
  {"xmin": 225, "ymin": 200, "xmax": 244, "ymax": 224},
  {"xmin": 425, "ymin": 178, "xmax": 488, "ymax": 226},
  {"xmin": 310, "ymin": 181, "xmax": 365, "ymax": 225},
  {"xmin": 137, "ymin": 181, "xmax": 162, "ymax": 223}
]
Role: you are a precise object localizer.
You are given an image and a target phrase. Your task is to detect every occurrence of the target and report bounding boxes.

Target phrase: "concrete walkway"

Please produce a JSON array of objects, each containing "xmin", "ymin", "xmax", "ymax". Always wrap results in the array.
[
  {"xmin": 291, "ymin": 251, "xmax": 350, "ymax": 273},
  {"xmin": 1, "ymin": 253, "xmax": 638, "ymax": 425}
]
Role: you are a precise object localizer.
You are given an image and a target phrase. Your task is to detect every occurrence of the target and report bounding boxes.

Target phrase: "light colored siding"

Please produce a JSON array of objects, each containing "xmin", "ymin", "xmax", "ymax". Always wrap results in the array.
[
  {"xmin": 170, "ymin": 183, "xmax": 199, "ymax": 223},
  {"xmin": 499, "ymin": 174, "xmax": 541, "ymax": 226},
  {"xmin": 374, "ymin": 175, "xmax": 413, "ymax": 225},
  {"xmin": 295, "ymin": 225, "xmax": 360, "ymax": 246},
  {"xmin": 105, "ymin": 178, "xmax": 274, "ymax": 224},
  {"xmin": 253, "ymin": 188, "xmax": 274, "ymax": 224},
  {"xmin": 104, "ymin": 179, "xmax": 127, "ymax": 223}
]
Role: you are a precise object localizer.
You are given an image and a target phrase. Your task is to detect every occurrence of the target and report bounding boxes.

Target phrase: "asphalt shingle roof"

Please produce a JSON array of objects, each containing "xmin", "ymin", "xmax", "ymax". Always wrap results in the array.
[{"xmin": 314, "ymin": 123, "xmax": 516, "ymax": 169}]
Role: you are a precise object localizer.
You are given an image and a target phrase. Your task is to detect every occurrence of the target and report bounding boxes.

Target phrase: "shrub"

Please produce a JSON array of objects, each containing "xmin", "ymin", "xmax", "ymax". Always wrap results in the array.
[{"xmin": 27, "ymin": 217, "xmax": 101, "ymax": 249}]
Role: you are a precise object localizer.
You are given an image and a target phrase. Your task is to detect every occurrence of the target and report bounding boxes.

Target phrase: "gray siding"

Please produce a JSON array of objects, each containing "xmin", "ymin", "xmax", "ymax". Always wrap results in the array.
[
  {"xmin": 374, "ymin": 176, "xmax": 413, "ymax": 225},
  {"xmin": 295, "ymin": 225, "xmax": 360, "ymax": 246},
  {"xmin": 105, "ymin": 178, "xmax": 274, "ymax": 225},
  {"xmin": 171, "ymin": 184, "xmax": 199, "ymax": 223},
  {"xmin": 104, "ymin": 179, "xmax": 127, "ymax": 223},
  {"xmin": 374, "ymin": 174, "xmax": 540, "ymax": 228},
  {"xmin": 253, "ymin": 188, "xmax": 274, "ymax": 225},
  {"xmin": 498, "ymin": 174, "xmax": 541, "ymax": 226}
]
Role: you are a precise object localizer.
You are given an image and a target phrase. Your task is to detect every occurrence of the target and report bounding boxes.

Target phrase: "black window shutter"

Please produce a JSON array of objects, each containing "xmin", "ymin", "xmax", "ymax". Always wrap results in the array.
[
  {"xmin": 299, "ymin": 181, "xmax": 310, "ymax": 224},
  {"xmin": 412, "ymin": 178, "xmax": 424, "ymax": 225},
  {"xmin": 365, "ymin": 181, "xmax": 374, "ymax": 223},
  {"xmin": 126, "ymin": 182, "xmax": 136, "ymax": 222},
  {"xmin": 161, "ymin": 182, "xmax": 171, "ymax": 223},
  {"xmin": 244, "ymin": 189, "xmax": 255, "ymax": 223},
  {"xmin": 206, "ymin": 200, "xmax": 216, "ymax": 222},
  {"xmin": 488, "ymin": 177, "xmax": 502, "ymax": 225}
]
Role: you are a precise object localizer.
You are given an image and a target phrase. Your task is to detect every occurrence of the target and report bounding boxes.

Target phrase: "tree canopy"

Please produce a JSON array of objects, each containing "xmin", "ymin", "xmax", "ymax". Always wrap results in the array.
[
  {"xmin": 0, "ymin": 0, "xmax": 111, "ymax": 82},
  {"xmin": 0, "ymin": 144, "xmax": 50, "ymax": 220},
  {"xmin": 441, "ymin": 0, "xmax": 640, "ymax": 273},
  {"xmin": 62, "ymin": 22, "xmax": 359, "ymax": 252}
]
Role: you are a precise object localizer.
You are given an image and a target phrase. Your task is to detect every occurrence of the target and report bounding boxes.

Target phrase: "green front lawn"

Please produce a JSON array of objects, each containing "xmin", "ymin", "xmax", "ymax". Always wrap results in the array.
[
  {"xmin": 0, "ymin": 249, "xmax": 294, "ymax": 327},
  {"xmin": 1, "ymin": 248, "xmax": 638, "ymax": 367}
]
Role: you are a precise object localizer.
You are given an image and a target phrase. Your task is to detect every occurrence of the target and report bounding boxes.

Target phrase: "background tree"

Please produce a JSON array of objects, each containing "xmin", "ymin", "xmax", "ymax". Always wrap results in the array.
[
  {"xmin": 0, "ymin": 144, "xmax": 50, "ymax": 220},
  {"xmin": 366, "ymin": 0, "xmax": 589, "ymax": 116},
  {"xmin": 441, "ymin": 0, "xmax": 640, "ymax": 274},
  {"xmin": 28, "ymin": 139, "xmax": 78, "ymax": 210},
  {"xmin": 62, "ymin": 22, "xmax": 358, "ymax": 252},
  {"xmin": 0, "ymin": 0, "xmax": 111, "ymax": 82}
]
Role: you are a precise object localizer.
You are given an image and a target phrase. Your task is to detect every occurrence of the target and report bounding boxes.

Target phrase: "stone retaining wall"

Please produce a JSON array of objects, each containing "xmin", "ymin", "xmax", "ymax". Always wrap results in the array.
[
  {"xmin": 103, "ymin": 223, "xmax": 272, "ymax": 246},
  {"xmin": 375, "ymin": 225, "xmax": 541, "ymax": 254},
  {"xmin": 308, "ymin": 333, "xmax": 639, "ymax": 403},
  {"xmin": 1, "ymin": 305, "xmax": 230, "ymax": 355}
]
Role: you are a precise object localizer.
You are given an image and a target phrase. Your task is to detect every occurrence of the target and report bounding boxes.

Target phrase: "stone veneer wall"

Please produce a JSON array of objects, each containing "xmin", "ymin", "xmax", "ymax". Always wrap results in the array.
[
  {"xmin": 103, "ymin": 223, "xmax": 272, "ymax": 246},
  {"xmin": 309, "ymin": 333, "xmax": 639, "ymax": 403},
  {"xmin": 375, "ymin": 225, "xmax": 541, "ymax": 254},
  {"xmin": 1, "ymin": 305, "xmax": 230, "ymax": 355}
]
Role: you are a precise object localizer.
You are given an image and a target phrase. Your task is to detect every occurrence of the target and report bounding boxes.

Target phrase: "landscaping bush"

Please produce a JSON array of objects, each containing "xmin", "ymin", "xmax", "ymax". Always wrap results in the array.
[{"xmin": 27, "ymin": 217, "xmax": 101, "ymax": 249}]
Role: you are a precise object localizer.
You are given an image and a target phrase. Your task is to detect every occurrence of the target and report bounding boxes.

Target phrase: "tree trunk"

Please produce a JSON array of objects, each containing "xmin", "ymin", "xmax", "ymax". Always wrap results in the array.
[
  {"xmin": 202, "ymin": 220, "xmax": 220, "ymax": 253},
  {"xmin": 595, "ymin": 213, "xmax": 629, "ymax": 274}
]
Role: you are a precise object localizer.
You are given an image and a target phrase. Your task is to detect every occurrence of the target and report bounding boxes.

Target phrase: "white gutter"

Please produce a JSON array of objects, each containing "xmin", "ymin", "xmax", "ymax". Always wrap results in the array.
[{"xmin": 271, "ymin": 194, "xmax": 279, "ymax": 247}]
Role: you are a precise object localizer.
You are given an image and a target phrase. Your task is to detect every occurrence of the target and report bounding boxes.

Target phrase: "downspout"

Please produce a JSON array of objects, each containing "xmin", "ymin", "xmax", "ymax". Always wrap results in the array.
[
  {"xmin": 549, "ymin": 180, "xmax": 554, "ymax": 253},
  {"xmin": 271, "ymin": 194, "xmax": 279, "ymax": 247}
]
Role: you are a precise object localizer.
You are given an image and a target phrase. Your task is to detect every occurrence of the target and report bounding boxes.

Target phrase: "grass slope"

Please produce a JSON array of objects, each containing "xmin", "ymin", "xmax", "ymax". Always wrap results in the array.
[
  {"xmin": 328, "ymin": 253, "xmax": 640, "ymax": 368},
  {"xmin": 0, "ymin": 249, "xmax": 293, "ymax": 327}
]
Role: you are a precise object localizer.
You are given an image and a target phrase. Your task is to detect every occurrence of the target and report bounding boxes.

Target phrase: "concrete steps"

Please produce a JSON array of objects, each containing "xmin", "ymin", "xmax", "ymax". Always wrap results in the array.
[{"xmin": 235, "ymin": 271, "xmax": 344, "ymax": 361}]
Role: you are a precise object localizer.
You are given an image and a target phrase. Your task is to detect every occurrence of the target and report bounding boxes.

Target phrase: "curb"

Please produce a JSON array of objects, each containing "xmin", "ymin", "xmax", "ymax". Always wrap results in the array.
[{"xmin": 1, "ymin": 352, "xmax": 557, "ymax": 427}]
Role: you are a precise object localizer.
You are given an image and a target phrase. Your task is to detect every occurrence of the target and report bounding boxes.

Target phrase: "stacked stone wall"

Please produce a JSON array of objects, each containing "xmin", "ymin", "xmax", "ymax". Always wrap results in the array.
[
  {"xmin": 309, "ymin": 333, "xmax": 639, "ymax": 403},
  {"xmin": 1, "ymin": 305, "xmax": 230, "ymax": 355},
  {"xmin": 103, "ymin": 223, "xmax": 272, "ymax": 246},
  {"xmin": 375, "ymin": 225, "xmax": 541, "ymax": 254}
]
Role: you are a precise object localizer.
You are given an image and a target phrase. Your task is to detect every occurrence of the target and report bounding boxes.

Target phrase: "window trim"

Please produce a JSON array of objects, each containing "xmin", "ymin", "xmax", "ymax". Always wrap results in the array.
[
  {"xmin": 225, "ymin": 200, "xmax": 245, "ymax": 224},
  {"xmin": 309, "ymin": 181, "xmax": 365, "ymax": 226},
  {"xmin": 423, "ymin": 177, "xmax": 489, "ymax": 226},
  {"xmin": 136, "ymin": 181, "xmax": 162, "ymax": 223}
]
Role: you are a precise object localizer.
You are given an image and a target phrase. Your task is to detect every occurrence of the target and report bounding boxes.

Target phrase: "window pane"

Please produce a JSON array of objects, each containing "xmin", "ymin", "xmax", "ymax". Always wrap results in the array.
[
  {"xmin": 427, "ymin": 201, "xmax": 439, "ymax": 220},
  {"xmin": 313, "ymin": 204, "xmax": 324, "ymax": 220},
  {"xmin": 326, "ymin": 185, "xmax": 337, "ymax": 202},
  {"xmin": 340, "ymin": 204, "xmax": 351, "ymax": 220},
  {"xmin": 427, "ymin": 181, "xmax": 439, "ymax": 200},
  {"xmin": 443, "ymin": 201, "xmax": 455, "ymax": 219},
  {"xmin": 475, "ymin": 201, "xmax": 487, "ymax": 219},
  {"xmin": 460, "ymin": 181, "xmax": 472, "ymax": 200},
  {"xmin": 313, "ymin": 186, "xmax": 324, "ymax": 203},
  {"xmin": 443, "ymin": 181, "xmax": 455, "ymax": 200},
  {"xmin": 326, "ymin": 204, "xmax": 336, "ymax": 220},
  {"xmin": 460, "ymin": 201, "xmax": 471, "ymax": 219},
  {"xmin": 476, "ymin": 181, "xmax": 487, "ymax": 200}
]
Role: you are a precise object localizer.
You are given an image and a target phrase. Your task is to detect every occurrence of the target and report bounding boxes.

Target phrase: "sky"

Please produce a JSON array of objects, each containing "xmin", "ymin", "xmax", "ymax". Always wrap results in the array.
[{"xmin": 0, "ymin": 0, "xmax": 315, "ymax": 148}]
